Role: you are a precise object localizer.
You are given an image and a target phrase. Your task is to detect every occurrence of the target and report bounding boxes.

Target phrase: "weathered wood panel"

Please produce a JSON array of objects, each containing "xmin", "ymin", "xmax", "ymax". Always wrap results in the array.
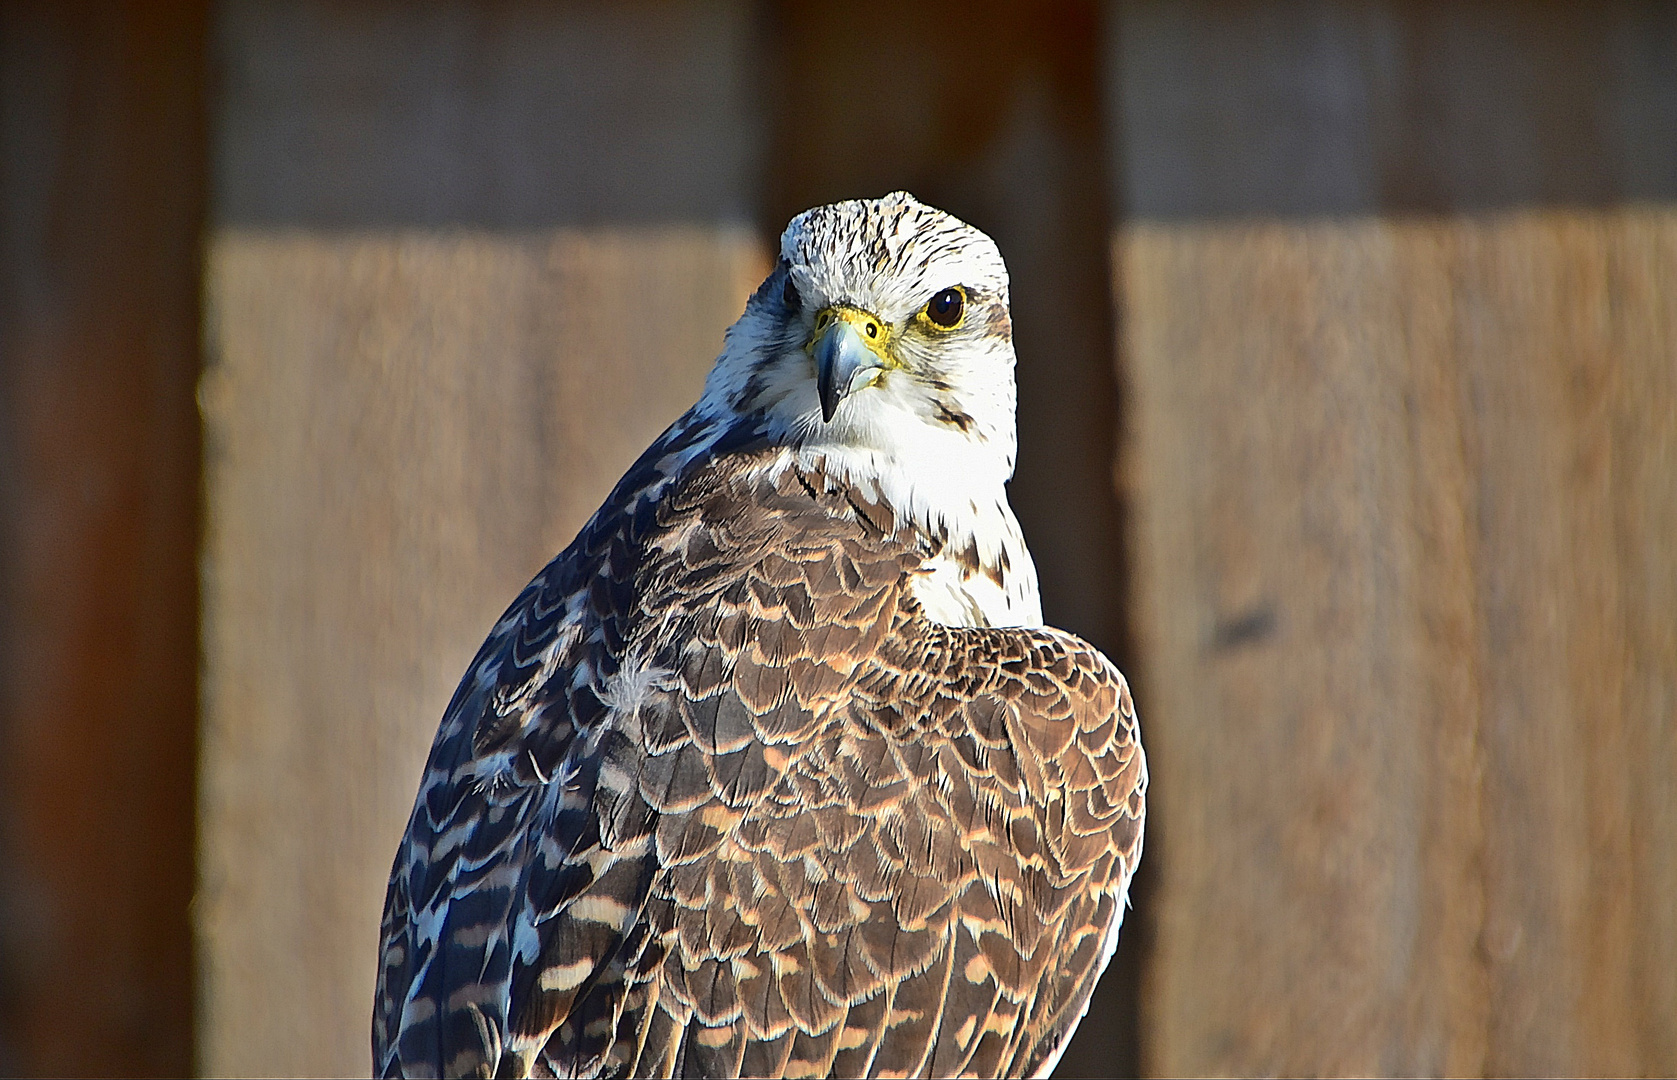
[
  {"xmin": 1119, "ymin": 218, "xmax": 1483, "ymax": 1075},
  {"xmin": 212, "ymin": 0, "xmax": 763, "ymax": 229},
  {"xmin": 1111, "ymin": 1, "xmax": 1677, "ymax": 219},
  {"xmin": 1118, "ymin": 209, "xmax": 1677, "ymax": 1077},
  {"xmin": 1461, "ymin": 214, "xmax": 1677, "ymax": 1074},
  {"xmin": 1111, "ymin": 3, "xmax": 1677, "ymax": 1074},
  {"xmin": 0, "ymin": 4, "xmax": 205, "ymax": 1074},
  {"xmin": 199, "ymin": 229, "xmax": 765, "ymax": 1076},
  {"xmin": 199, "ymin": 3, "xmax": 765, "ymax": 1074}
]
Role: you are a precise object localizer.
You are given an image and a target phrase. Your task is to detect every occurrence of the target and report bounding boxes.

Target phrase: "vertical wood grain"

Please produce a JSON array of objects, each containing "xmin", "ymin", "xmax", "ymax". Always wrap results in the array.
[
  {"xmin": 1118, "ymin": 220, "xmax": 1488, "ymax": 1075},
  {"xmin": 200, "ymin": 3, "xmax": 766, "ymax": 1073},
  {"xmin": 0, "ymin": 4, "xmax": 205, "ymax": 1074},
  {"xmin": 1111, "ymin": 0, "xmax": 1677, "ymax": 220},
  {"xmin": 199, "ymin": 229, "xmax": 766, "ymax": 1076},
  {"xmin": 1110, "ymin": 4, "xmax": 1677, "ymax": 1074},
  {"xmin": 1117, "ymin": 209, "xmax": 1677, "ymax": 1078},
  {"xmin": 1458, "ymin": 215, "xmax": 1677, "ymax": 1074}
]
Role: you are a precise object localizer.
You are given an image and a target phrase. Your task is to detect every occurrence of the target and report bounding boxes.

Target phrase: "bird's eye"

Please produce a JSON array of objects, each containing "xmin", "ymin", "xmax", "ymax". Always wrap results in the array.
[
  {"xmin": 924, "ymin": 287, "xmax": 965, "ymax": 330},
  {"xmin": 782, "ymin": 273, "xmax": 800, "ymax": 310}
]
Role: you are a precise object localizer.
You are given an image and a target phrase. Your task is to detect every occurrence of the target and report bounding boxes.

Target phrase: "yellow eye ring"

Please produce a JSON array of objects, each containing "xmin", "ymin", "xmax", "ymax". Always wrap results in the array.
[{"xmin": 920, "ymin": 286, "xmax": 966, "ymax": 331}]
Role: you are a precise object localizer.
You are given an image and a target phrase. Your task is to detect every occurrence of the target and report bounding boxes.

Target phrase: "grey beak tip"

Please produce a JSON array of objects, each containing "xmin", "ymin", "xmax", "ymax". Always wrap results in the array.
[{"xmin": 812, "ymin": 318, "xmax": 881, "ymax": 425}]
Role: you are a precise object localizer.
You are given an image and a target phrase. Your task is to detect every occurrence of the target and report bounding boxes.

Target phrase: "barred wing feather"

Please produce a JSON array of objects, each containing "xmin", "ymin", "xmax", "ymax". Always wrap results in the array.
[{"xmin": 374, "ymin": 452, "xmax": 1145, "ymax": 1079}]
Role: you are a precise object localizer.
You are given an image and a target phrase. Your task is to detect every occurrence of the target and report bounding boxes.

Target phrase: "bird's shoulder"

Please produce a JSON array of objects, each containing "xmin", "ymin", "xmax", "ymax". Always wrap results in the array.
[{"xmin": 375, "ymin": 417, "xmax": 1147, "ymax": 1079}]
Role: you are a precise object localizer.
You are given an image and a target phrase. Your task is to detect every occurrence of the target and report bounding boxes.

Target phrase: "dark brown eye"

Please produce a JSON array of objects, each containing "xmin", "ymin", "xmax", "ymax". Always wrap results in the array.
[
  {"xmin": 782, "ymin": 273, "xmax": 800, "ymax": 310},
  {"xmin": 924, "ymin": 286, "xmax": 965, "ymax": 329}
]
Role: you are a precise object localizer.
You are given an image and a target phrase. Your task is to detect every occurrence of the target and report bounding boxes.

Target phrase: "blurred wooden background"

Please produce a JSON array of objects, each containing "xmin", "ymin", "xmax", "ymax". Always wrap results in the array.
[
  {"xmin": 2, "ymin": 1, "xmax": 1673, "ymax": 1076},
  {"xmin": 0, "ymin": 4, "xmax": 204, "ymax": 1073}
]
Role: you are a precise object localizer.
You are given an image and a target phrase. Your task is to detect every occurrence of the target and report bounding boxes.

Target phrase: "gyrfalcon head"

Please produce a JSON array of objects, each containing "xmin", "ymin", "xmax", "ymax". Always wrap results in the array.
[{"xmin": 700, "ymin": 192, "xmax": 1018, "ymax": 483}]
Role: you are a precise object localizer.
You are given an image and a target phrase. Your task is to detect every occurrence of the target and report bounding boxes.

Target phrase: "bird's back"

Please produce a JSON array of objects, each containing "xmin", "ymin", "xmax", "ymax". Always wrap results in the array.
[{"xmin": 374, "ymin": 433, "xmax": 1145, "ymax": 1079}]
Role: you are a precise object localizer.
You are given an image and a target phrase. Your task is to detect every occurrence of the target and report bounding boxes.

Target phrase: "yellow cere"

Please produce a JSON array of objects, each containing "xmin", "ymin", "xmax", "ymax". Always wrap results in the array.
[{"xmin": 811, "ymin": 305, "xmax": 900, "ymax": 368}]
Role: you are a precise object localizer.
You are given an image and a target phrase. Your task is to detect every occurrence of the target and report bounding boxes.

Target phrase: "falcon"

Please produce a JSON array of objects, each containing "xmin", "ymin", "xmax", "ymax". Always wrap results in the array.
[{"xmin": 374, "ymin": 192, "xmax": 1146, "ymax": 1079}]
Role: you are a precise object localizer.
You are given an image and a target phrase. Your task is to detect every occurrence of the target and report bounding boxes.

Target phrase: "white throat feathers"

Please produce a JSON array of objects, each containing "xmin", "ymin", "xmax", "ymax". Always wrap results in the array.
[{"xmin": 690, "ymin": 191, "xmax": 1041, "ymax": 628}]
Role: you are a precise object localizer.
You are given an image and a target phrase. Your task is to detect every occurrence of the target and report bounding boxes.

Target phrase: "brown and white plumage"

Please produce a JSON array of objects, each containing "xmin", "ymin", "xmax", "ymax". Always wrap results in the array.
[{"xmin": 374, "ymin": 193, "xmax": 1145, "ymax": 1079}]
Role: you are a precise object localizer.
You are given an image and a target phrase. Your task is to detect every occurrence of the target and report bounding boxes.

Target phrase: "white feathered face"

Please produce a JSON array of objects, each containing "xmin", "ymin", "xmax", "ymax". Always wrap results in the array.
[{"xmin": 703, "ymin": 192, "xmax": 1020, "ymax": 479}]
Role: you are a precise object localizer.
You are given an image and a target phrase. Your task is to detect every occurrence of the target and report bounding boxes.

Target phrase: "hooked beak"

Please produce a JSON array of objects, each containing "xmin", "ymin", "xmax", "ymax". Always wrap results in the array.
[{"xmin": 810, "ymin": 307, "xmax": 889, "ymax": 423}]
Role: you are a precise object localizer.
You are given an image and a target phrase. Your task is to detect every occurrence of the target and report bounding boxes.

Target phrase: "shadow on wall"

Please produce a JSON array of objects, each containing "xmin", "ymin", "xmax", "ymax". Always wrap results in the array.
[
  {"xmin": 0, "ymin": 3, "xmax": 207, "ymax": 1074},
  {"xmin": 1106, "ymin": 2, "xmax": 1677, "ymax": 1076}
]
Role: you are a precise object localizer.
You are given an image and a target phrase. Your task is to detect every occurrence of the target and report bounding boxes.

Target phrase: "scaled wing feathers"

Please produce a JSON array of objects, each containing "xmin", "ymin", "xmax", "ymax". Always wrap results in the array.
[{"xmin": 375, "ymin": 441, "xmax": 1145, "ymax": 1079}]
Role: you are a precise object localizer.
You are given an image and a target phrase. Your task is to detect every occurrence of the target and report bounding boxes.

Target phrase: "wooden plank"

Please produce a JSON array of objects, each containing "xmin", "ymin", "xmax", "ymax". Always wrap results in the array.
[
  {"xmin": 1117, "ymin": 218, "xmax": 1487, "ymax": 1075},
  {"xmin": 1110, "ymin": 4, "xmax": 1677, "ymax": 1074},
  {"xmin": 199, "ymin": 229, "xmax": 765, "ymax": 1076},
  {"xmin": 1459, "ymin": 214, "xmax": 1677, "ymax": 1074},
  {"xmin": 1110, "ymin": 0, "xmax": 1677, "ymax": 220},
  {"xmin": 1117, "ymin": 209, "xmax": 1677, "ymax": 1076},
  {"xmin": 212, "ymin": 0, "xmax": 763, "ymax": 229},
  {"xmin": 0, "ymin": 4, "xmax": 205, "ymax": 1074},
  {"xmin": 200, "ymin": 3, "xmax": 766, "ymax": 1073}
]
